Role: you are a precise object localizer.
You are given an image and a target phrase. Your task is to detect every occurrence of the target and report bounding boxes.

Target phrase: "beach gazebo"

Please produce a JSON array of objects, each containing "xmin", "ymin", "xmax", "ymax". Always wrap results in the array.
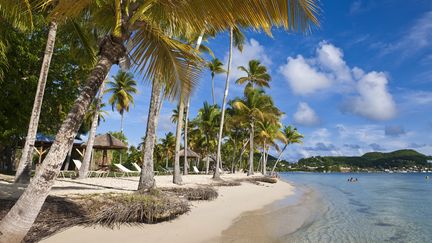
[
  {"xmin": 179, "ymin": 148, "xmax": 200, "ymax": 170},
  {"xmin": 82, "ymin": 133, "xmax": 128, "ymax": 168}
]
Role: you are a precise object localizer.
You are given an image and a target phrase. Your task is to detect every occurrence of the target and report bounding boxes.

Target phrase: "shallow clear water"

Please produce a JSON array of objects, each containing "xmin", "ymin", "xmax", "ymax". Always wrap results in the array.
[{"xmin": 280, "ymin": 173, "xmax": 432, "ymax": 243}]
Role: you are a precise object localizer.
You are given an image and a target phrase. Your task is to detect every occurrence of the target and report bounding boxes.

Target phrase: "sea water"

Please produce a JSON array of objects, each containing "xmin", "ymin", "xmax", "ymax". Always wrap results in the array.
[{"xmin": 280, "ymin": 172, "xmax": 432, "ymax": 243}]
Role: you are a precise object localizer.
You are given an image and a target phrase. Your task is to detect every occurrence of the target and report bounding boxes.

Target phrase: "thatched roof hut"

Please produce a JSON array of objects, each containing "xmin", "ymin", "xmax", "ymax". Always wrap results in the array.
[
  {"xmin": 179, "ymin": 148, "xmax": 200, "ymax": 159},
  {"xmin": 83, "ymin": 133, "xmax": 127, "ymax": 150}
]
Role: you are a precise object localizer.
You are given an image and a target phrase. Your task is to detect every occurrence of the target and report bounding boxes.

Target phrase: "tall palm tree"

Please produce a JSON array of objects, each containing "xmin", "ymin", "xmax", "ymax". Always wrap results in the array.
[
  {"xmin": 0, "ymin": 1, "xmax": 319, "ymax": 241},
  {"xmin": 206, "ymin": 58, "xmax": 226, "ymax": 105},
  {"xmin": 138, "ymin": 80, "xmax": 163, "ymax": 191},
  {"xmin": 271, "ymin": 125, "xmax": 304, "ymax": 174},
  {"xmin": 236, "ymin": 59, "xmax": 271, "ymax": 88},
  {"xmin": 106, "ymin": 71, "xmax": 138, "ymax": 133},
  {"xmin": 79, "ymin": 80, "xmax": 107, "ymax": 179},
  {"xmin": 213, "ymin": 26, "xmax": 245, "ymax": 179},
  {"xmin": 233, "ymin": 87, "xmax": 281, "ymax": 176},
  {"xmin": 14, "ymin": 21, "xmax": 58, "ymax": 183}
]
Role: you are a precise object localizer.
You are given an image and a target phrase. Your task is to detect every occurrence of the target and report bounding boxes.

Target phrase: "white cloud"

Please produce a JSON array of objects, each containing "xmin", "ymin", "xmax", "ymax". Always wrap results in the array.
[
  {"xmin": 344, "ymin": 71, "xmax": 397, "ymax": 120},
  {"xmin": 316, "ymin": 42, "xmax": 352, "ymax": 82},
  {"xmin": 279, "ymin": 55, "xmax": 331, "ymax": 95},
  {"xmin": 381, "ymin": 11, "xmax": 432, "ymax": 58},
  {"xmin": 293, "ymin": 102, "xmax": 320, "ymax": 126},
  {"xmin": 279, "ymin": 42, "xmax": 396, "ymax": 121},
  {"xmin": 225, "ymin": 38, "xmax": 272, "ymax": 80}
]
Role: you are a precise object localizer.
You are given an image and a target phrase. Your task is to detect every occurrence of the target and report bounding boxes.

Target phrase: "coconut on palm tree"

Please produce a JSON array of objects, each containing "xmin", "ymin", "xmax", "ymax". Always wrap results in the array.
[
  {"xmin": 236, "ymin": 59, "xmax": 271, "ymax": 88},
  {"xmin": 206, "ymin": 58, "xmax": 226, "ymax": 105},
  {"xmin": 106, "ymin": 71, "xmax": 138, "ymax": 133}
]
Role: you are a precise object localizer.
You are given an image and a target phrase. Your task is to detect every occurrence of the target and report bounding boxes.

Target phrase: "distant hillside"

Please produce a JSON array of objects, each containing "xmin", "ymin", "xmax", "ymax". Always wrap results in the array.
[{"xmin": 298, "ymin": 149, "xmax": 432, "ymax": 169}]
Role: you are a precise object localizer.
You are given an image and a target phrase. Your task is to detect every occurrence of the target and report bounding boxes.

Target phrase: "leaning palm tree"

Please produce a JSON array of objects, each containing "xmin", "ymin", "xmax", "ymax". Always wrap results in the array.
[
  {"xmin": 106, "ymin": 71, "xmax": 138, "ymax": 133},
  {"xmin": 213, "ymin": 26, "xmax": 245, "ymax": 179},
  {"xmin": 271, "ymin": 125, "xmax": 304, "ymax": 175},
  {"xmin": 233, "ymin": 87, "xmax": 281, "ymax": 176},
  {"xmin": 236, "ymin": 59, "xmax": 271, "ymax": 88},
  {"xmin": 206, "ymin": 58, "xmax": 226, "ymax": 104},
  {"xmin": 0, "ymin": 1, "xmax": 319, "ymax": 241},
  {"xmin": 256, "ymin": 120, "xmax": 284, "ymax": 175}
]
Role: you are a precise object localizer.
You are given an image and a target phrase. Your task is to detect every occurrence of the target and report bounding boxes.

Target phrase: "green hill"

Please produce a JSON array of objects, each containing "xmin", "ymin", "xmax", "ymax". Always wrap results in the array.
[{"xmin": 298, "ymin": 149, "xmax": 431, "ymax": 170}]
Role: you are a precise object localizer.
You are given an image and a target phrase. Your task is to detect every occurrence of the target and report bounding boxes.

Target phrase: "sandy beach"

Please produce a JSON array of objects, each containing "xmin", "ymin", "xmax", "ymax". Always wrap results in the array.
[{"xmin": 38, "ymin": 174, "xmax": 294, "ymax": 243}]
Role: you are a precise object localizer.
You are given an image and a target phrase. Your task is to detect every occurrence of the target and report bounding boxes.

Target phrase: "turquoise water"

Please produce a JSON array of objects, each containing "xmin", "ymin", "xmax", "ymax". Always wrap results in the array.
[{"xmin": 280, "ymin": 173, "xmax": 432, "ymax": 243}]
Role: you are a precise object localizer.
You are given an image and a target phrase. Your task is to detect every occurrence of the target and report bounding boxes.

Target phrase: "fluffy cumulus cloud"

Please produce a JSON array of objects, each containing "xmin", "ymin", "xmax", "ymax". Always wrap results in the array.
[
  {"xmin": 293, "ymin": 102, "xmax": 320, "ymax": 126},
  {"xmin": 279, "ymin": 55, "xmax": 331, "ymax": 95},
  {"xmin": 279, "ymin": 41, "xmax": 396, "ymax": 121},
  {"xmin": 225, "ymin": 39, "xmax": 272, "ymax": 80},
  {"xmin": 344, "ymin": 71, "xmax": 397, "ymax": 120}
]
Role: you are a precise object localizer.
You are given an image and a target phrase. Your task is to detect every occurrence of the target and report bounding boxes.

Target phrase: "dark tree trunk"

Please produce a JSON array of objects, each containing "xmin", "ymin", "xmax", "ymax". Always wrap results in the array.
[{"xmin": 0, "ymin": 35, "xmax": 125, "ymax": 243}]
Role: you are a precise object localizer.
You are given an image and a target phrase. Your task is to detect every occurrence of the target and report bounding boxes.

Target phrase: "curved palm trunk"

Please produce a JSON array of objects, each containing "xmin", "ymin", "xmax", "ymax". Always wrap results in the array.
[
  {"xmin": 247, "ymin": 123, "xmax": 254, "ymax": 176},
  {"xmin": 271, "ymin": 144, "xmax": 288, "ymax": 175},
  {"xmin": 79, "ymin": 79, "xmax": 107, "ymax": 179},
  {"xmin": 173, "ymin": 96, "xmax": 185, "ymax": 185},
  {"xmin": 211, "ymin": 74, "xmax": 216, "ymax": 105},
  {"xmin": 262, "ymin": 141, "xmax": 266, "ymax": 175},
  {"xmin": 0, "ymin": 35, "xmax": 125, "ymax": 242},
  {"xmin": 138, "ymin": 80, "xmax": 162, "ymax": 191},
  {"xmin": 15, "ymin": 22, "xmax": 57, "ymax": 184},
  {"xmin": 214, "ymin": 27, "xmax": 233, "ymax": 179}
]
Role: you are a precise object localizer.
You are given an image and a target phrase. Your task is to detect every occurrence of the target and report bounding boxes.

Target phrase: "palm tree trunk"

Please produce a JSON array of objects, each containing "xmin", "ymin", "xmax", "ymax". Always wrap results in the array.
[
  {"xmin": 137, "ymin": 80, "xmax": 162, "ymax": 192},
  {"xmin": 205, "ymin": 155, "xmax": 210, "ymax": 174},
  {"xmin": 214, "ymin": 27, "xmax": 233, "ymax": 179},
  {"xmin": 211, "ymin": 75, "xmax": 216, "ymax": 105},
  {"xmin": 262, "ymin": 141, "xmax": 266, "ymax": 175},
  {"xmin": 183, "ymin": 98, "xmax": 190, "ymax": 175},
  {"xmin": 236, "ymin": 139, "xmax": 249, "ymax": 172},
  {"xmin": 271, "ymin": 144, "xmax": 288, "ymax": 175},
  {"xmin": 14, "ymin": 22, "xmax": 58, "ymax": 184},
  {"xmin": 79, "ymin": 79, "xmax": 106, "ymax": 179},
  {"xmin": 173, "ymin": 95, "xmax": 184, "ymax": 185},
  {"xmin": 183, "ymin": 32, "xmax": 204, "ymax": 177},
  {"xmin": 119, "ymin": 113, "xmax": 124, "ymax": 164},
  {"xmin": 248, "ymin": 123, "xmax": 254, "ymax": 176},
  {"xmin": 0, "ymin": 35, "xmax": 125, "ymax": 242}
]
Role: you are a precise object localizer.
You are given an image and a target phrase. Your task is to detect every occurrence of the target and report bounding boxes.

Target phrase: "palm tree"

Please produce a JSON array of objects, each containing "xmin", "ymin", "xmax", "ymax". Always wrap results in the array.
[
  {"xmin": 213, "ymin": 26, "xmax": 245, "ymax": 179},
  {"xmin": 0, "ymin": 1, "xmax": 319, "ymax": 241},
  {"xmin": 196, "ymin": 102, "xmax": 220, "ymax": 173},
  {"xmin": 79, "ymin": 80, "xmax": 108, "ymax": 179},
  {"xmin": 138, "ymin": 80, "xmax": 163, "ymax": 191},
  {"xmin": 236, "ymin": 59, "xmax": 271, "ymax": 88},
  {"xmin": 271, "ymin": 125, "xmax": 304, "ymax": 175},
  {"xmin": 256, "ymin": 120, "xmax": 284, "ymax": 175},
  {"xmin": 160, "ymin": 132, "xmax": 176, "ymax": 169},
  {"xmin": 233, "ymin": 87, "xmax": 281, "ymax": 176},
  {"xmin": 106, "ymin": 71, "xmax": 138, "ymax": 134},
  {"xmin": 206, "ymin": 58, "xmax": 226, "ymax": 104}
]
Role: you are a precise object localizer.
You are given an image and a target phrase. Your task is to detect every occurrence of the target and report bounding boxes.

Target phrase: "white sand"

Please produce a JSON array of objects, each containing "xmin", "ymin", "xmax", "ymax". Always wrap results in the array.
[{"xmin": 41, "ymin": 174, "xmax": 294, "ymax": 243}]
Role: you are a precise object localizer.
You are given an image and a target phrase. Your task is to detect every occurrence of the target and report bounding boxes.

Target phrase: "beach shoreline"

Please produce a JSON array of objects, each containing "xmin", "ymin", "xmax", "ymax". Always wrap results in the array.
[{"xmin": 40, "ymin": 174, "xmax": 295, "ymax": 243}]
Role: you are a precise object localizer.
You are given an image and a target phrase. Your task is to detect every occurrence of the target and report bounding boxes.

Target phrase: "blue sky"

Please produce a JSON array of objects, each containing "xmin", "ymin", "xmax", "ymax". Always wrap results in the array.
[{"xmin": 96, "ymin": 0, "xmax": 432, "ymax": 161}]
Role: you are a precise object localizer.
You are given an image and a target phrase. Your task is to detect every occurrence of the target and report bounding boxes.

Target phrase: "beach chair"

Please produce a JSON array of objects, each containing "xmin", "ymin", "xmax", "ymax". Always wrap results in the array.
[
  {"xmin": 193, "ymin": 166, "xmax": 200, "ymax": 174},
  {"xmin": 132, "ymin": 162, "xmax": 142, "ymax": 172},
  {"xmin": 161, "ymin": 167, "xmax": 173, "ymax": 175},
  {"xmin": 72, "ymin": 159, "xmax": 107, "ymax": 178},
  {"xmin": 113, "ymin": 163, "xmax": 137, "ymax": 177}
]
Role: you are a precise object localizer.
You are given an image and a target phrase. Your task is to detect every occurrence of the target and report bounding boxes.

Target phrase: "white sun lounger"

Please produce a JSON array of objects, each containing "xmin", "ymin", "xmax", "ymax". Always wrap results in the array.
[
  {"xmin": 114, "ymin": 163, "xmax": 138, "ymax": 177},
  {"xmin": 132, "ymin": 162, "xmax": 142, "ymax": 172},
  {"xmin": 72, "ymin": 159, "xmax": 107, "ymax": 178},
  {"xmin": 193, "ymin": 166, "xmax": 200, "ymax": 174}
]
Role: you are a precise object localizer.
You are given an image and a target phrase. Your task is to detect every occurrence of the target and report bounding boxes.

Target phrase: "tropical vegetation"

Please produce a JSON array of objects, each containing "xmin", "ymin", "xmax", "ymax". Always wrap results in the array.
[{"xmin": 0, "ymin": 0, "xmax": 319, "ymax": 241}]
